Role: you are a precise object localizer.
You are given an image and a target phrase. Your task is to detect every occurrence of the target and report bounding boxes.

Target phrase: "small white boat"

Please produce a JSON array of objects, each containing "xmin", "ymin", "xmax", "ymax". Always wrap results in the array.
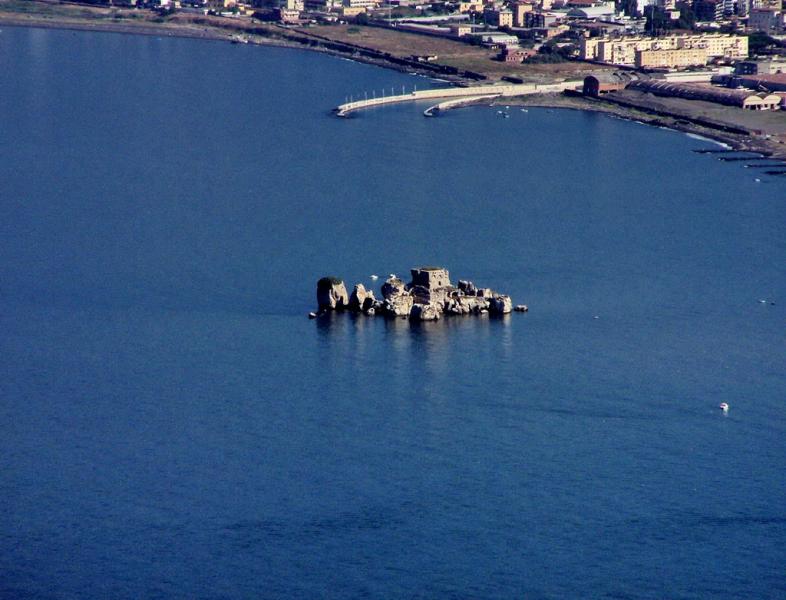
[{"xmin": 719, "ymin": 402, "xmax": 729, "ymax": 413}]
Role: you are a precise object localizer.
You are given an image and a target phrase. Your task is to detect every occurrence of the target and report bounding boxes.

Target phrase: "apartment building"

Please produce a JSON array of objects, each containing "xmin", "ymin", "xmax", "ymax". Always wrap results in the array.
[
  {"xmin": 636, "ymin": 47, "xmax": 708, "ymax": 67},
  {"xmin": 580, "ymin": 33, "xmax": 748, "ymax": 66}
]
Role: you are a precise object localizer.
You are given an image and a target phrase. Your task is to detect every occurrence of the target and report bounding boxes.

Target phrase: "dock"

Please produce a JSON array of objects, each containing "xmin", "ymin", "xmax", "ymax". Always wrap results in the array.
[{"xmin": 334, "ymin": 81, "xmax": 582, "ymax": 117}]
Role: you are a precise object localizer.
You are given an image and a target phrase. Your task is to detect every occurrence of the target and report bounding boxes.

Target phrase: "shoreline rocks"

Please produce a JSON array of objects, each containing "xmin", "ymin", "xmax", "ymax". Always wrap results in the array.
[
  {"xmin": 313, "ymin": 267, "xmax": 527, "ymax": 321},
  {"xmin": 316, "ymin": 276, "xmax": 349, "ymax": 311}
]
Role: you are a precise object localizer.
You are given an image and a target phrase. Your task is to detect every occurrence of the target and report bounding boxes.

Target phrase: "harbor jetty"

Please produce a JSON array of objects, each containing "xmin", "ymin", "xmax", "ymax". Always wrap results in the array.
[
  {"xmin": 334, "ymin": 82, "xmax": 582, "ymax": 117},
  {"xmin": 312, "ymin": 267, "xmax": 527, "ymax": 321}
]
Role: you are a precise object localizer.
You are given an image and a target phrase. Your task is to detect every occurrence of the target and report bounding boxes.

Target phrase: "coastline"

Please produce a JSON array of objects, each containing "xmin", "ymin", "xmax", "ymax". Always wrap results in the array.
[
  {"xmin": 3, "ymin": 13, "xmax": 785, "ymax": 161},
  {"xmin": 455, "ymin": 93, "xmax": 786, "ymax": 160},
  {"xmin": 0, "ymin": 13, "xmax": 472, "ymax": 83}
]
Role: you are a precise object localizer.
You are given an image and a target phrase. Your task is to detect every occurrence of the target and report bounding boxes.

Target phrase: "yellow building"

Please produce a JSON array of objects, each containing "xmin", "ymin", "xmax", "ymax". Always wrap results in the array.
[
  {"xmin": 512, "ymin": 2, "xmax": 534, "ymax": 26},
  {"xmin": 340, "ymin": 5, "xmax": 366, "ymax": 15},
  {"xmin": 484, "ymin": 7, "xmax": 514, "ymax": 27},
  {"xmin": 635, "ymin": 48, "xmax": 708, "ymax": 68},
  {"xmin": 458, "ymin": 0, "xmax": 485, "ymax": 12},
  {"xmin": 580, "ymin": 34, "xmax": 748, "ymax": 66}
]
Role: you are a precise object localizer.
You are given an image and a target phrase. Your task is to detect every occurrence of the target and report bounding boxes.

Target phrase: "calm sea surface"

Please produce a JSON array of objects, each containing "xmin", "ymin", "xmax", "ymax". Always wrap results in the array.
[{"xmin": 1, "ymin": 26, "xmax": 785, "ymax": 599}]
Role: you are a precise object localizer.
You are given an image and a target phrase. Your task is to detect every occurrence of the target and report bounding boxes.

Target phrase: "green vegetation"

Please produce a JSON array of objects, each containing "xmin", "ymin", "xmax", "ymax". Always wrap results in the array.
[
  {"xmin": 527, "ymin": 41, "xmax": 574, "ymax": 64},
  {"xmin": 748, "ymin": 32, "xmax": 786, "ymax": 53}
]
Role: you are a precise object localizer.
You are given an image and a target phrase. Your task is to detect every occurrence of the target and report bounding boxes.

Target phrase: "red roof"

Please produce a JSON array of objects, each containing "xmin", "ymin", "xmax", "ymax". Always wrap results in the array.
[{"xmin": 748, "ymin": 73, "xmax": 786, "ymax": 84}]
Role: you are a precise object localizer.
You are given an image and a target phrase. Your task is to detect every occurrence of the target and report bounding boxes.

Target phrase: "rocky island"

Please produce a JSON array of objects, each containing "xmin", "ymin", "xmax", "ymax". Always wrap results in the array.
[{"xmin": 313, "ymin": 267, "xmax": 527, "ymax": 321}]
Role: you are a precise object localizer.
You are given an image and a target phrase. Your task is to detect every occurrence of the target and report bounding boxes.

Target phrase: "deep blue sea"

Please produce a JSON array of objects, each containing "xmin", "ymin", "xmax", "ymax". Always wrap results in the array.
[{"xmin": 1, "ymin": 26, "xmax": 785, "ymax": 599}]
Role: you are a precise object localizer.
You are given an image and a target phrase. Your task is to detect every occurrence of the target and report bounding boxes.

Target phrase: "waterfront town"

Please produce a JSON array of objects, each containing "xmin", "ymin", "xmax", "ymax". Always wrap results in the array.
[
  {"xmin": 2, "ymin": 0, "xmax": 785, "ymax": 153},
  {"xmin": 5, "ymin": 0, "xmax": 786, "ymax": 86}
]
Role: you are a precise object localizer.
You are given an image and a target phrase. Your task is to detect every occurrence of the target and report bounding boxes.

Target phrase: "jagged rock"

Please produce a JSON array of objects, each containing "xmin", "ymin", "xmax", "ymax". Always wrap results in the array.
[
  {"xmin": 362, "ymin": 293, "xmax": 377, "ymax": 312},
  {"xmin": 317, "ymin": 277, "xmax": 349, "ymax": 311},
  {"xmin": 458, "ymin": 296, "xmax": 489, "ymax": 314},
  {"xmin": 410, "ymin": 303, "xmax": 441, "ymax": 321},
  {"xmin": 457, "ymin": 279, "xmax": 477, "ymax": 295},
  {"xmin": 348, "ymin": 283, "xmax": 375, "ymax": 312},
  {"xmin": 381, "ymin": 276, "xmax": 406, "ymax": 300},
  {"xmin": 410, "ymin": 284, "xmax": 450, "ymax": 307},
  {"xmin": 490, "ymin": 295, "xmax": 513, "ymax": 314},
  {"xmin": 383, "ymin": 294, "xmax": 414, "ymax": 318},
  {"xmin": 514, "ymin": 304, "xmax": 529, "ymax": 312},
  {"xmin": 410, "ymin": 267, "xmax": 451, "ymax": 290},
  {"xmin": 314, "ymin": 267, "xmax": 519, "ymax": 323}
]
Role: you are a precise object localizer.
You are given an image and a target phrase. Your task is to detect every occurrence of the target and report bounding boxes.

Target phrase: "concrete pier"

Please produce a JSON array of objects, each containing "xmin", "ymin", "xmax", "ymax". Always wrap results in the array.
[{"xmin": 335, "ymin": 81, "xmax": 583, "ymax": 117}]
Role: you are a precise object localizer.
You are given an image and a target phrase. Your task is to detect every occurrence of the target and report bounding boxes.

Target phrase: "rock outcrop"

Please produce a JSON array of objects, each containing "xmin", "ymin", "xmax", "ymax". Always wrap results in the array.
[
  {"xmin": 383, "ymin": 294, "xmax": 414, "ymax": 317},
  {"xmin": 317, "ymin": 277, "xmax": 349, "ymax": 311},
  {"xmin": 348, "ymin": 284, "xmax": 377, "ymax": 313},
  {"xmin": 314, "ymin": 267, "xmax": 526, "ymax": 321},
  {"xmin": 489, "ymin": 295, "xmax": 513, "ymax": 314},
  {"xmin": 410, "ymin": 303, "xmax": 441, "ymax": 321},
  {"xmin": 381, "ymin": 276, "xmax": 406, "ymax": 300}
]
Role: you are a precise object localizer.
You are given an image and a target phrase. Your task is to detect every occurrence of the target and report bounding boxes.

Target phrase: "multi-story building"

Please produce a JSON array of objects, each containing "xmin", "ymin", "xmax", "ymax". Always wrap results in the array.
[
  {"xmin": 635, "ymin": 47, "xmax": 708, "ymax": 67},
  {"xmin": 512, "ymin": 1, "xmax": 534, "ymax": 26},
  {"xmin": 458, "ymin": 0, "xmax": 486, "ymax": 12},
  {"xmin": 750, "ymin": 0, "xmax": 782, "ymax": 9},
  {"xmin": 484, "ymin": 7, "xmax": 514, "ymax": 26},
  {"xmin": 343, "ymin": 0, "xmax": 379, "ymax": 9},
  {"xmin": 277, "ymin": 6, "xmax": 300, "ymax": 21},
  {"xmin": 451, "ymin": 23, "xmax": 475, "ymax": 36},
  {"xmin": 524, "ymin": 10, "xmax": 561, "ymax": 26},
  {"xmin": 748, "ymin": 8, "xmax": 786, "ymax": 33},
  {"xmin": 734, "ymin": 58, "xmax": 786, "ymax": 74},
  {"xmin": 693, "ymin": 0, "xmax": 724, "ymax": 21},
  {"xmin": 580, "ymin": 33, "xmax": 748, "ymax": 65}
]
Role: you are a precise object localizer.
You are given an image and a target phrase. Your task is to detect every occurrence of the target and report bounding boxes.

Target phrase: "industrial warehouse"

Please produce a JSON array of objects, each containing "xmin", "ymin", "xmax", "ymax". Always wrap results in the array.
[{"xmin": 627, "ymin": 80, "xmax": 783, "ymax": 110}]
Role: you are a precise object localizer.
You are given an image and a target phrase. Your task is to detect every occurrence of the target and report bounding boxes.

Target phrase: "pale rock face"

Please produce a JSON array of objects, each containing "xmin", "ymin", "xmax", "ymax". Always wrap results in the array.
[
  {"xmin": 490, "ymin": 295, "xmax": 513, "ymax": 314},
  {"xmin": 410, "ymin": 303, "xmax": 441, "ymax": 321},
  {"xmin": 383, "ymin": 294, "xmax": 414, "ymax": 317},
  {"xmin": 349, "ymin": 283, "xmax": 375, "ymax": 312},
  {"xmin": 317, "ymin": 277, "xmax": 349, "ymax": 311},
  {"xmin": 457, "ymin": 296, "xmax": 489, "ymax": 314},
  {"xmin": 381, "ymin": 277, "xmax": 406, "ymax": 300}
]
